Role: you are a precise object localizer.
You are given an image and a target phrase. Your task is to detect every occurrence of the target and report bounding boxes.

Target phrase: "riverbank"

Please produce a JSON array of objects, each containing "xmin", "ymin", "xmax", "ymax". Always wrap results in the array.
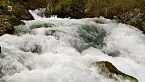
[{"xmin": 1, "ymin": 0, "xmax": 145, "ymax": 35}]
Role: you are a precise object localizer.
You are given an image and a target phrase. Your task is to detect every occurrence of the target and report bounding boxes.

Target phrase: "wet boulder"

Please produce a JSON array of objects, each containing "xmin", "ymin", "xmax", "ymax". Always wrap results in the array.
[{"xmin": 93, "ymin": 61, "xmax": 138, "ymax": 82}]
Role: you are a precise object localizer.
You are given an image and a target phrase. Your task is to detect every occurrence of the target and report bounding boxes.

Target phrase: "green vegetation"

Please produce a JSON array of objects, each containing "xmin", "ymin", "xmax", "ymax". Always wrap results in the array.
[
  {"xmin": 45, "ymin": 0, "xmax": 85, "ymax": 18},
  {"xmin": 0, "ymin": 0, "xmax": 33, "ymax": 35},
  {"xmin": 1, "ymin": 0, "xmax": 145, "ymax": 35},
  {"xmin": 0, "ymin": 15, "xmax": 14, "ymax": 35},
  {"xmin": 45, "ymin": 0, "xmax": 145, "ymax": 18},
  {"xmin": 45, "ymin": 0, "xmax": 145, "ymax": 32},
  {"xmin": 84, "ymin": 0, "xmax": 145, "ymax": 32}
]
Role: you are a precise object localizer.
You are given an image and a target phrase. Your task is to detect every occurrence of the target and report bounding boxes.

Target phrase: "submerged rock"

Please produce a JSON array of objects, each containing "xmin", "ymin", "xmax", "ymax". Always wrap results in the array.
[
  {"xmin": 76, "ymin": 25, "xmax": 106, "ymax": 52},
  {"xmin": 93, "ymin": 61, "xmax": 138, "ymax": 82},
  {"xmin": 30, "ymin": 23, "xmax": 55, "ymax": 29}
]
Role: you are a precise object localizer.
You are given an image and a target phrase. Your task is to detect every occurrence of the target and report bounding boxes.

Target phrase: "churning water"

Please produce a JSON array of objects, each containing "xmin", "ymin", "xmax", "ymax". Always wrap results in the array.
[{"xmin": 0, "ymin": 10, "xmax": 145, "ymax": 82}]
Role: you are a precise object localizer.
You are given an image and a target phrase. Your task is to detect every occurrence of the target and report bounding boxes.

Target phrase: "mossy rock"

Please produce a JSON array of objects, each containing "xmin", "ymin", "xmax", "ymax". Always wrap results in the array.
[
  {"xmin": 45, "ymin": 0, "xmax": 86, "ymax": 18},
  {"xmin": 0, "ymin": 14, "xmax": 24, "ymax": 36},
  {"xmin": 0, "ymin": 15, "xmax": 14, "ymax": 36},
  {"xmin": 140, "ymin": 19, "xmax": 145, "ymax": 33},
  {"xmin": 30, "ymin": 23, "xmax": 55, "ymax": 29},
  {"xmin": 21, "ymin": 0, "xmax": 49, "ymax": 9},
  {"xmin": 0, "ymin": 0, "xmax": 10, "ymax": 14},
  {"xmin": 93, "ymin": 61, "xmax": 138, "ymax": 82},
  {"xmin": 0, "ymin": 0, "xmax": 33, "ymax": 36},
  {"xmin": 10, "ymin": 2, "xmax": 34, "ymax": 20}
]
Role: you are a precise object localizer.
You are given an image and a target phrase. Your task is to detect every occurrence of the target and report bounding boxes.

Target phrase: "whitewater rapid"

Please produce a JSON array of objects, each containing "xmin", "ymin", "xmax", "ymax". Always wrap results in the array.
[{"xmin": 0, "ymin": 10, "xmax": 145, "ymax": 82}]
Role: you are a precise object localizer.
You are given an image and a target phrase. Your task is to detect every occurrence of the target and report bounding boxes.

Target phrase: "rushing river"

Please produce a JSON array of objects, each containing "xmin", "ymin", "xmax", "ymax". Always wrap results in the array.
[{"xmin": 0, "ymin": 9, "xmax": 145, "ymax": 82}]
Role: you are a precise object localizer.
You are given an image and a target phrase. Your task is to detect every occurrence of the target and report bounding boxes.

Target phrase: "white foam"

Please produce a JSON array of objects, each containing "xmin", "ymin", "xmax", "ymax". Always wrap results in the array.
[{"xmin": 0, "ymin": 16, "xmax": 145, "ymax": 82}]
